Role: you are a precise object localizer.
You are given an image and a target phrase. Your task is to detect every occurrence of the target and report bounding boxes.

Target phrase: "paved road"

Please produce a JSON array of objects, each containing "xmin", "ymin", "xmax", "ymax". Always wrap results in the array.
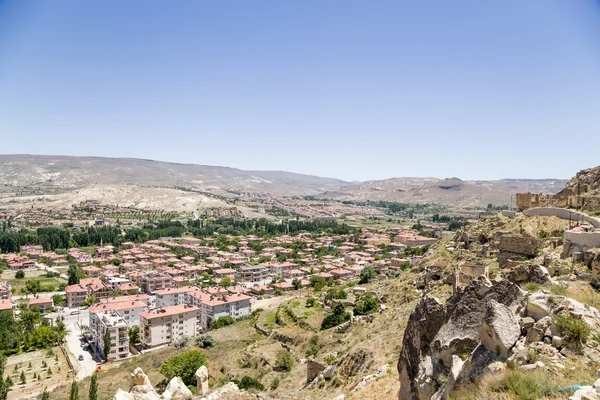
[{"xmin": 49, "ymin": 308, "xmax": 100, "ymax": 381}]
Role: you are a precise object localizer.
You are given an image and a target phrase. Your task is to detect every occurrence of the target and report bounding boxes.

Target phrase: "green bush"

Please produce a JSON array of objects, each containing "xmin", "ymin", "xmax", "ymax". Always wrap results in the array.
[
  {"xmin": 321, "ymin": 303, "xmax": 350, "ymax": 330},
  {"xmin": 270, "ymin": 377, "xmax": 280, "ymax": 390},
  {"xmin": 195, "ymin": 334, "xmax": 216, "ymax": 349},
  {"xmin": 523, "ymin": 282, "xmax": 540, "ymax": 292},
  {"xmin": 359, "ymin": 265, "xmax": 377, "ymax": 284},
  {"xmin": 324, "ymin": 288, "xmax": 347, "ymax": 301},
  {"xmin": 555, "ymin": 315, "xmax": 591, "ymax": 343},
  {"xmin": 354, "ymin": 294, "xmax": 379, "ymax": 315},
  {"xmin": 211, "ymin": 316, "xmax": 235, "ymax": 329},
  {"xmin": 274, "ymin": 350, "xmax": 294, "ymax": 372},
  {"xmin": 491, "ymin": 370, "xmax": 557, "ymax": 400},
  {"xmin": 15, "ymin": 271, "xmax": 25, "ymax": 279},
  {"xmin": 306, "ymin": 297, "xmax": 316, "ymax": 307},
  {"xmin": 173, "ymin": 336, "xmax": 189, "ymax": 349},
  {"xmin": 236, "ymin": 376, "xmax": 264, "ymax": 391},
  {"xmin": 550, "ymin": 282, "xmax": 569, "ymax": 296},
  {"xmin": 160, "ymin": 350, "xmax": 207, "ymax": 386}
]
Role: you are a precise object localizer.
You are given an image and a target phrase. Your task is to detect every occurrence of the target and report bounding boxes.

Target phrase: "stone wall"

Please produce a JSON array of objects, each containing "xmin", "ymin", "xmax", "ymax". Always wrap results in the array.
[
  {"xmin": 523, "ymin": 207, "xmax": 600, "ymax": 228},
  {"xmin": 498, "ymin": 235, "xmax": 541, "ymax": 267},
  {"xmin": 563, "ymin": 231, "xmax": 600, "ymax": 262}
]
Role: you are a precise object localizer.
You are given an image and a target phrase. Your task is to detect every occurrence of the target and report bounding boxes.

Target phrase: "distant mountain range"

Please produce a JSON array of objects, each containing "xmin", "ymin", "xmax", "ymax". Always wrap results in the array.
[{"xmin": 0, "ymin": 155, "xmax": 569, "ymax": 207}]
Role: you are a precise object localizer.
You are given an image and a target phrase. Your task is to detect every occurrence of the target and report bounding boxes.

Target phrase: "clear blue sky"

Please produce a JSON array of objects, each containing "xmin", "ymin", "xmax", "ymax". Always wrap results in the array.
[{"xmin": 1, "ymin": 1, "xmax": 599, "ymax": 182}]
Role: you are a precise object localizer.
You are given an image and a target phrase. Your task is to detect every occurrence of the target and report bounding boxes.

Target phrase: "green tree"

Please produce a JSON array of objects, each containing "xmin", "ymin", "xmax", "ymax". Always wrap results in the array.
[
  {"xmin": 128, "ymin": 326, "xmax": 140, "ymax": 345},
  {"xmin": 69, "ymin": 380, "xmax": 79, "ymax": 400},
  {"xmin": 321, "ymin": 303, "xmax": 351, "ymax": 330},
  {"xmin": 274, "ymin": 350, "xmax": 294, "ymax": 372},
  {"xmin": 160, "ymin": 350, "xmax": 207, "ymax": 386},
  {"xmin": 19, "ymin": 309, "xmax": 42, "ymax": 332},
  {"xmin": 15, "ymin": 270, "xmax": 25, "ymax": 279},
  {"xmin": 219, "ymin": 276, "xmax": 233, "ymax": 288},
  {"xmin": 103, "ymin": 329, "xmax": 112, "ymax": 361},
  {"xmin": 89, "ymin": 372, "xmax": 98, "ymax": 400},
  {"xmin": 67, "ymin": 265, "xmax": 80, "ymax": 286},
  {"xmin": 52, "ymin": 294, "xmax": 65, "ymax": 307},
  {"xmin": 19, "ymin": 370, "xmax": 26, "ymax": 385},
  {"xmin": 0, "ymin": 355, "xmax": 12, "ymax": 400},
  {"xmin": 40, "ymin": 388, "xmax": 50, "ymax": 400},
  {"xmin": 354, "ymin": 294, "xmax": 379, "ymax": 315},
  {"xmin": 210, "ymin": 316, "xmax": 234, "ymax": 329},
  {"xmin": 359, "ymin": 265, "xmax": 377, "ymax": 284}
]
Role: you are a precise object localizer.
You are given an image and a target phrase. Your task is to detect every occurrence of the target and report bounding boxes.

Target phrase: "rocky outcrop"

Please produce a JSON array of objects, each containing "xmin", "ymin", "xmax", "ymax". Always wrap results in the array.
[
  {"xmin": 506, "ymin": 263, "xmax": 553, "ymax": 284},
  {"xmin": 127, "ymin": 368, "xmax": 161, "ymax": 400},
  {"xmin": 162, "ymin": 377, "xmax": 192, "ymax": 400},
  {"xmin": 497, "ymin": 235, "xmax": 541, "ymax": 267},
  {"xmin": 397, "ymin": 295, "xmax": 447, "ymax": 400},
  {"xmin": 398, "ymin": 274, "xmax": 600, "ymax": 399},
  {"xmin": 398, "ymin": 278, "xmax": 527, "ymax": 400},
  {"xmin": 480, "ymin": 300, "xmax": 521, "ymax": 358}
]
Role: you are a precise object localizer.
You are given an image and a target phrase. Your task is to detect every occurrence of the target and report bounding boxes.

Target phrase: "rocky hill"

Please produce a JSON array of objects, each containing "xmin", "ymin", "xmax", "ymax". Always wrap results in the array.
[
  {"xmin": 0, "ymin": 154, "xmax": 349, "ymax": 196},
  {"xmin": 320, "ymin": 177, "xmax": 567, "ymax": 207},
  {"xmin": 557, "ymin": 166, "xmax": 600, "ymax": 197}
]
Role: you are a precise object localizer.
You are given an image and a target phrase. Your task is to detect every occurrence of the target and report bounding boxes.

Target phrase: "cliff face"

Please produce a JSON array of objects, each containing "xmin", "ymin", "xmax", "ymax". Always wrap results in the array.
[{"xmin": 558, "ymin": 166, "xmax": 600, "ymax": 197}]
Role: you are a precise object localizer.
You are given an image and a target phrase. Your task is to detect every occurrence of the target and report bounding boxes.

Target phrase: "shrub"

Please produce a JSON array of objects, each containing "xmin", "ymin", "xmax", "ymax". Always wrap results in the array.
[
  {"xmin": 236, "ymin": 376, "xmax": 264, "ymax": 391},
  {"xmin": 160, "ymin": 350, "xmax": 207, "ymax": 386},
  {"xmin": 195, "ymin": 334, "xmax": 216, "ymax": 349},
  {"xmin": 15, "ymin": 271, "xmax": 25, "ymax": 279},
  {"xmin": 590, "ymin": 278, "xmax": 600, "ymax": 292},
  {"xmin": 324, "ymin": 288, "xmax": 347, "ymax": 301},
  {"xmin": 555, "ymin": 315, "xmax": 591, "ymax": 343},
  {"xmin": 211, "ymin": 316, "xmax": 235, "ymax": 329},
  {"xmin": 491, "ymin": 370, "xmax": 557, "ymax": 400},
  {"xmin": 321, "ymin": 303, "xmax": 350, "ymax": 330},
  {"xmin": 274, "ymin": 350, "xmax": 294, "ymax": 372},
  {"xmin": 354, "ymin": 294, "xmax": 379, "ymax": 315},
  {"xmin": 550, "ymin": 282, "xmax": 569, "ymax": 296},
  {"xmin": 359, "ymin": 265, "xmax": 377, "ymax": 284},
  {"xmin": 270, "ymin": 377, "xmax": 280, "ymax": 390},
  {"xmin": 523, "ymin": 282, "xmax": 540, "ymax": 292},
  {"xmin": 306, "ymin": 297, "xmax": 316, "ymax": 307},
  {"xmin": 173, "ymin": 336, "xmax": 189, "ymax": 349}
]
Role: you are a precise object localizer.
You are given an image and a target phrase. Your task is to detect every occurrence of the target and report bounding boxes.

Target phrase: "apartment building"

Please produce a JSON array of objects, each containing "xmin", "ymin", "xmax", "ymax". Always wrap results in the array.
[
  {"xmin": 155, "ymin": 286, "xmax": 194, "ymax": 308},
  {"xmin": 101, "ymin": 293, "xmax": 150, "ymax": 306},
  {"xmin": 89, "ymin": 309, "xmax": 130, "ymax": 361},
  {"xmin": 65, "ymin": 284, "xmax": 88, "ymax": 308},
  {"xmin": 28, "ymin": 295, "xmax": 54, "ymax": 312},
  {"xmin": 234, "ymin": 265, "xmax": 269, "ymax": 284},
  {"xmin": 139, "ymin": 304, "xmax": 201, "ymax": 349},
  {"xmin": 140, "ymin": 272, "xmax": 173, "ymax": 294},
  {"xmin": 90, "ymin": 300, "xmax": 146, "ymax": 327}
]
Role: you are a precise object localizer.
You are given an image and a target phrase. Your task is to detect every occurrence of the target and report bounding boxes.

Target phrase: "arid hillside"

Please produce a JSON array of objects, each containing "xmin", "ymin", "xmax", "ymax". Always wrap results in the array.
[
  {"xmin": 321, "ymin": 177, "xmax": 568, "ymax": 207},
  {"xmin": 0, "ymin": 154, "xmax": 349, "ymax": 196}
]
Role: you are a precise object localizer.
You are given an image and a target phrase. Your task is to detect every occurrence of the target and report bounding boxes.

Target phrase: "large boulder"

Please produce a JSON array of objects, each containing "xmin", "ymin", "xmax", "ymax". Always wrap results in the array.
[
  {"xmin": 506, "ymin": 264, "xmax": 553, "ymax": 284},
  {"xmin": 398, "ymin": 278, "xmax": 527, "ymax": 400},
  {"xmin": 129, "ymin": 368, "xmax": 161, "ymax": 400},
  {"xmin": 526, "ymin": 292, "xmax": 553, "ymax": 321},
  {"xmin": 163, "ymin": 376, "xmax": 193, "ymax": 400},
  {"xmin": 480, "ymin": 300, "xmax": 521, "ymax": 358},
  {"xmin": 433, "ymin": 278, "xmax": 526, "ymax": 367},
  {"xmin": 113, "ymin": 390, "xmax": 135, "ymax": 400},
  {"xmin": 398, "ymin": 295, "xmax": 447, "ymax": 400}
]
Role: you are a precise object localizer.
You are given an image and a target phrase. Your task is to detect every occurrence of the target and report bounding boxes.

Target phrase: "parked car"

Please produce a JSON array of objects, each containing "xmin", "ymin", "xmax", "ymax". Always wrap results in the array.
[
  {"xmin": 70, "ymin": 310, "xmax": 80, "ymax": 315},
  {"xmin": 78, "ymin": 355, "xmax": 84, "ymax": 361}
]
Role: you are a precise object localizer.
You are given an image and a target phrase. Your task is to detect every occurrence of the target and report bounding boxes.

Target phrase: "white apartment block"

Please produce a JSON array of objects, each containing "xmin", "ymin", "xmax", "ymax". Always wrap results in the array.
[
  {"xmin": 89, "ymin": 309, "xmax": 130, "ymax": 362},
  {"xmin": 90, "ymin": 300, "xmax": 146, "ymax": 327},
  {"xmin": 140, "ymin": 304, "xmax": 201, "ymax": 349},
  {"xmin": 156, "ymin": 286, "xmax": 252, "ymax": 330}
]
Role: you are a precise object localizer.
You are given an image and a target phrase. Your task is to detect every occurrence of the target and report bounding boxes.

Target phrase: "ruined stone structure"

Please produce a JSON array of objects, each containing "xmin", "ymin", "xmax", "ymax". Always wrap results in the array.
[
  {"xmin": 517, "ymin": 166, "xmax": 600, "ymax": 212},
  {"xmin": 497, "ymin": 235, "xmax": 541, "ymax": 267}
]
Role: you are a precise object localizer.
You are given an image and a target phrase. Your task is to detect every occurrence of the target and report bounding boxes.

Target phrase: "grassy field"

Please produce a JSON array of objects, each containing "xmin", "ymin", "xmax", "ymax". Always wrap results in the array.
[
  {"xmin": 0, "ymin": 269, "xmax": 67, "ymax": 294},
  {"xmin": 3, "ymin": 347, "xmax": 71, "ymax": 399}
]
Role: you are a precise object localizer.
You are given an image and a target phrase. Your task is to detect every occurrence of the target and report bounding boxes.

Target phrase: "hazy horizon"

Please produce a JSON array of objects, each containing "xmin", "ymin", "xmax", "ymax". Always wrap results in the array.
[{"xmin": 1, "ymin": 1, "xmax": 599, "ymax": 181}]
